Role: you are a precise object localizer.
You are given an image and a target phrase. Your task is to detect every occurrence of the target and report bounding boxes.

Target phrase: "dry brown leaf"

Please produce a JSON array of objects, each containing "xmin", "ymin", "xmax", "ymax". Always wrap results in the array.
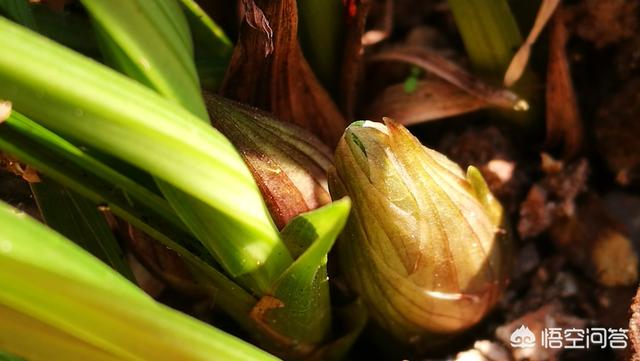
[
  {"xmin": 545, "ymin": 10, "xmax": 583, "ymax": 158},
  {"xmin": 504, "ymin": 0, "xmax": 560, "ymax": 87},
  {"xmin": 221, "ymin": 0, "xmax": 347, "ymax": 147},
  {"xmin": 339, "ymin": 0, "xmax": 371, "ymax": 119},
  {"xmin": 0, "ymin": 100, "xmax": 11, "ymax": 124},
  {"xmin": 368, "ymin": 79, "xmax": 487, "ymax": 125},
  {"xmin": 240, "ymin": 0, "xmax": 274, "ymax": 56},
  {"xmin": 370, "ymin": 46, "xmax": 529, "ymax": 111},
  {"xmin": 361, "ymin": 0, "xmax": 393, "ymax": 46}
]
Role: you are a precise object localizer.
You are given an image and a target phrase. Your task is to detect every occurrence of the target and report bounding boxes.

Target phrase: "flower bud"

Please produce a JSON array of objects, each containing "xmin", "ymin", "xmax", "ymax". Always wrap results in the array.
[
  {"xmin": 329, "ymin": 118, "xmax": 510, "ymax": 343},
  {"xmin": 205, "ymin": 94, "xmax": 333, "ymax": 229}
]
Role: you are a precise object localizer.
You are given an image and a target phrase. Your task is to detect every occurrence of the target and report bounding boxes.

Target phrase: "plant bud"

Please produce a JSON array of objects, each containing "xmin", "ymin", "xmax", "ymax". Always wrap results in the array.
[
  {"xmin": 329, "ymin": 118, "xmax": 510, "ymax": 343},
  {"xmin": 205, "ymin": 94, "xmax": 333, "ymax": 229}
]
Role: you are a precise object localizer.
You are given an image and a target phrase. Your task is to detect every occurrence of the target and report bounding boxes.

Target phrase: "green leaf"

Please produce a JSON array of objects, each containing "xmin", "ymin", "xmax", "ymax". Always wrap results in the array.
[
  {"xmin": 256, "ymin": 198, "xmax": 350, "ymax": 355},
  {"xmin": 179, "ymin": 0, "xmax": 232, "ymax": 90},
  {"xmin": 75, "ymin": 1, "xmax": 291, "ymax": 293},
  {"xmin": 0, "ymin": 18, "xmax": 290, "ymax": 289},
  {"xmin": 31, "ymin": 179, "xmax": 135, "ymax": 282},
  {"xmin": 0, "ymin": 0, "xmax": 37, "ymax": 30},
  {"xmin": 447, "ymin": 0, "xmax": 522, "ymax": 76},
  {"xmin": 0, "ymin": 349, "xmax": 23, "ymax": 361},
  {"xmin": 78, "ymin": 0, "xmax": 205, "ymax": 117},
  {"xmin": 297, "ymin": 0, "xmax": 345, "ymax": 92},
  {"xmin": 0, "ymin": 200, "xmax": 280, "ymax": 361},
  {"xmin": 0, "ymin": 99, "xmax": 260, "ymax": 340}
]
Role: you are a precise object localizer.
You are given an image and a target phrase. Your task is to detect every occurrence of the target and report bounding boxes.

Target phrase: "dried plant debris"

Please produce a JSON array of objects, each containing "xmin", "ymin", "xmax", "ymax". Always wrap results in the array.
[
  {"xmin": 240, "ymin": 0, "xmax": 274, "ymax": 55},
  {"xmin": 504, "ymin": 0, "xmax": 560, "ymax": 87},
  {"xmin": 630, "ymin": 286, "xmax": 640, "ymax": 361},
  {"xmin": 595, "ymin": 78, "xmax": 640, "ymax": 186},
  {"xmin": 454, "ymin": 340, "xmax": 510, "ymax": 361},
  {"xmin": 550, "ymin": 194, "xmax": 638, "ymax": 287},
  {"xmin": 361, "ymin": 0, "xmax": 392, "ymax": 46},
  {"xmin": 545, "ymin": 9, "xmax": 583, "ymax": 159},
  {"xmin": 496, "ymin": 302, "xmax": 587, "ymax": 361},
  {"xmin": 518, "ymin": 153, "xmax": 589, "ymax": 239},
  {"xmin": 368, "ymin": 79, "xmax": 488, "ymax": 125},
  {"xmin": 0, "ymin": 153, "xmax": 41, "ymax": 183},
  {"xmin": 439, "ymin": 127, "xmax": 525, "ymax": 214},
  {"xmin": 340, "ymin": 0, "xmax": 371, "ymax": 118},
  {"xmin": 568, "ymin": 0, "xmax": 638, "ymax": 48},
  {"xmin": 370, "ymin": 46, "xmax": 529, "ymax": 112},
  {"xmin": 221, "ymin": 0, "xmax": 347, "ymax": 146}
]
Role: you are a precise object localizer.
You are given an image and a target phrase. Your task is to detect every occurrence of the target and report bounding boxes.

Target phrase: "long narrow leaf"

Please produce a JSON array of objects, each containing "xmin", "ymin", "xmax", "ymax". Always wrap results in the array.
[
  {"xmin": 0, "ymin": 106, "xmax": 260, "ymax": 337},
  {"xmin": 31, "ymin": 179, "xmax": 135, "ymax": 281},
  {"xmin": 0, "ymin": 200, "xmax": 279, "ymax": 361},
  {"xmin": 0, "ymin": 18, "xmax": 290, "ymax": 284},
  {"xmin": 78, "ymin": 0, "xmax": 205, "ymax": 117},
  {"xmin": 447, "ymin": 0, "xmax": 522, "ymax": 76},
  {"xmin": 77, "ymin": 1, "xmax": 291, "ymax": 293}
]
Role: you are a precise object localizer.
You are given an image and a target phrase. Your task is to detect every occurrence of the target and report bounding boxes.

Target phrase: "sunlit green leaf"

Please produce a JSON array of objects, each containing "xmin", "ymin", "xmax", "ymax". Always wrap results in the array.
[
  {"xmin": 257, "ymin": 199, "xmax": 350, "ymax": 355},
  {"xmin": 0, "ymin": 200, "xmax": 280, "ymax": 361},
  {"xmin": 0, "ymin": 18, "xmax": 290, "ymax": 289}
]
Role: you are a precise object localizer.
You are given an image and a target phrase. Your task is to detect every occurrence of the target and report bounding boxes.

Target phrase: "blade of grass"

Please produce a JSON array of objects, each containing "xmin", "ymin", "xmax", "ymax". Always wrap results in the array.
[
  {"xmin": 77, "ymin": 1, "xmax": 291, "ymax": 293},
  {"xmin": 0, "ymin": 110, "xmax": 260, "ymax": 335},
  {"xmin": 31, "ymin": 179, "xmax": 135, "ymax": 281},
  {"xmin": 0, "ymin": 200, "xmax": 280, "ymax": 361},
  {"xmin": 254, "ymin": 199, "xmax": 350, "ymax": 356},
  {"xmin": 78, "ymin": 0, "xmax": 205, "ymax": 118},
  {"xmin": 179, "ymin": 0, "xmax": 232, "ymax": 90},
  {"xmin": 447, "ymin": 0, "xmax": 522, "ymax": 77},
  {"xmin": 0, "ymin": 18, "xmax": 290, "ymax": 288}
]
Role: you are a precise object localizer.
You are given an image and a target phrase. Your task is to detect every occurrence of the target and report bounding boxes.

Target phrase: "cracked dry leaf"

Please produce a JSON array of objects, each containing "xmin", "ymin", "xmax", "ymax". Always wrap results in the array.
[
  {"xmin": 221, "ymin": 0, "xmax": 347, "ymax": 147},
  {"xmin": 545, "ymin": 9, "xmax": 583, "ymax": 158},
  {"xmin": 368, "ymin": 79, "xmax": 488, "ymax": 125}
]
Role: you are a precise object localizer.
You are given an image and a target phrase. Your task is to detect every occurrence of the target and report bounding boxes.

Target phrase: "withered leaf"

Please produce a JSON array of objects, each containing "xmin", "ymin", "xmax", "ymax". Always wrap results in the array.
[
  {"xmin": 240, "ymin": 0, "xmax": 274, "ymax": 56},
  {"xmin": 361, "ymin": 0, "xmax": 392, "ymax": 46},
  {"xmin": 546, "ymin": 9, "xmax": 583, "ymax": 158},
  {"xmin": 504, "ymin": 0, "xmax": 560, "ymax": 86},
  {"xmin": 368, "ymin": 79, "xmax": 488, "ymax": 125},
  {"xmin": 370, "ymin": 46, "xmax": 529, "ymax": 111},
  {"xmin": 340, "ymin": 0, "xmax": 371, "ymax": 118},
  {"xmin": 221, "ymin": 0, "xmax": 347, "ymax": 147}
]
